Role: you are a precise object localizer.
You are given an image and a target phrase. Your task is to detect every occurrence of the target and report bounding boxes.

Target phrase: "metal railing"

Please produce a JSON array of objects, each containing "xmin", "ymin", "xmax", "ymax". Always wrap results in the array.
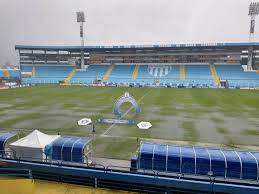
[
  {"xmin": 1, "ymin": 150, "xmax": 259, "ymax": 187},
  {"xmin": 0, "ymin": 167, "xmax": 33, "ymax": 180}
]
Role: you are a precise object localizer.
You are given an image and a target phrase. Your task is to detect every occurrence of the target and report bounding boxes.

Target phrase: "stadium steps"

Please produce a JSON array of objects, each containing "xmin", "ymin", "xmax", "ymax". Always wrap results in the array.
[
  {"xmin": 131, "ymin": 65, "xmax": 139, "ymax": 80},
  {"xmin": 180, "ymin": 64, "xmax": 185, "ymax": 80},
  {"xmin": 210, "ymin": 64, "xmax": 220, "ymax": 86},
  {"xmin": 102, "ymin": 65, "xmax": 114, "ymax": 81},
  {"xmin": 3, "ymin": 69, "xmax": 10, "ymax": 78},
  {"xmin": 64, "ymin": 67, "xmax": 77, "ymax": 83},
  {"xmin": 32, "ymin": 66, "xmax": 36, "ymax": 77}
]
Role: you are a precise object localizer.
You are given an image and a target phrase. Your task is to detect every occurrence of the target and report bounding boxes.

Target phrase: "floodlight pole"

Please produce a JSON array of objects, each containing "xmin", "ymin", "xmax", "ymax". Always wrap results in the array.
[
  {"xmin": 249, "ymin": 15, "xmax": 256, "ymax": 42},
  {"xmin": 247, "ymin": 2, "xmax": 259, "ymax": 70},
  {"xmin": 80, "ymin": 21, "xmax": 85, "ymax": 69},
  {"xmin": 77, "ymin": 12, "xmax": 85, "ymax": 69}
]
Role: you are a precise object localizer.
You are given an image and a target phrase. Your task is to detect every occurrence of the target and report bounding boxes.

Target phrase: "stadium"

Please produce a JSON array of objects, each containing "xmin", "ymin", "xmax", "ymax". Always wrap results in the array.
[{"xmin": 1, "ymin": 1, "xmax": 259, "ymax": 194}]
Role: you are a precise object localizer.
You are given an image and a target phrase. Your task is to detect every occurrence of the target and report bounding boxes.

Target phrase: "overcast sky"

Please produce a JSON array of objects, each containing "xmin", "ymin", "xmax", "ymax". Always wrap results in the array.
[{"xmin": 0, "ymin": 0, "xmax": 258, "ymax": 65}]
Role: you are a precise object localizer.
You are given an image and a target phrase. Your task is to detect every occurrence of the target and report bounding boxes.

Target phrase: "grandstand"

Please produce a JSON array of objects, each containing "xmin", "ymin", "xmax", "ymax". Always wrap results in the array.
[
  {"xmin": 15, "ymin": 63, "xmax": 259, "ymax": 87},
  {"xmin": 0, "ymin": 69, "xmax": 21, "ymax": 88},
  {"xmin": 0, "ymin": 69, "xmax": 20, "ymax": 79},
  {"xmin": 11, "ymin": 42, "xmax": 259, "ymax": 88}
]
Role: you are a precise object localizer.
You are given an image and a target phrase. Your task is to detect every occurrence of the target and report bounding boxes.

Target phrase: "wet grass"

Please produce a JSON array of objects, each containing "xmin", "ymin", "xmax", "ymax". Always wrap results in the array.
[
  {"xmin": 181, "ymin": 121, "xmax": 200, "ymax": 144},
  {"xmin": 243, "ymin": 129, "xmax": 259, "ymax": 136},
  {"xmin": 1, "ymin": 85, "xmax": 259, "ymax": 159},
  {"xmin": 216, "ymin": 127, "xmax": 229, "ymax": 134}
]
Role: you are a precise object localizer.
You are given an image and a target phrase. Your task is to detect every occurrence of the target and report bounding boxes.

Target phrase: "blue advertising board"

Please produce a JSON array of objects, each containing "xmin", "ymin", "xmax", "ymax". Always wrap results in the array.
[{"xmin": 97, "ymin": 119, "xmax": 135, "ymax": 124}]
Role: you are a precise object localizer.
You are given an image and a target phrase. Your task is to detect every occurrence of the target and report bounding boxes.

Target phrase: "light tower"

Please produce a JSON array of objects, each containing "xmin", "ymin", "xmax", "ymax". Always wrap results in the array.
[
  {"xmin": 248, "ymin": 2, "xmax": 259, "ymax": 41},
  {"xmin": 247, "ymin": 2, "xmax": 259, "ymax": 70},
  {"xmin": 76, "ymin": 11, "xmax": 85, "ymax": 69}
]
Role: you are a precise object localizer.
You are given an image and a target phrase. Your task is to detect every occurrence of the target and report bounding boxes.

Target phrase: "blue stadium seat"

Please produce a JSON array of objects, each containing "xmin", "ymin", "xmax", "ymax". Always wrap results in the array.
[
  {"xmin": 19, "ymin": 64, "xmax": 259, "ymax": 87},
  {"xmin": 21, "ymin": 64, "xmax": 73, "ymax": 84},
  {"xmin": 215, "ymin": 64, "xmax": 259, "ymax": 87}
]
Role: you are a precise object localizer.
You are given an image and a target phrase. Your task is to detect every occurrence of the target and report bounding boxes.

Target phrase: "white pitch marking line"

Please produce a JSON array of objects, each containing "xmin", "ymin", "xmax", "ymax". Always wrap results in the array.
[{"xmin": 101, "ymin": 88, "xmax": 153, "ymax": 136}]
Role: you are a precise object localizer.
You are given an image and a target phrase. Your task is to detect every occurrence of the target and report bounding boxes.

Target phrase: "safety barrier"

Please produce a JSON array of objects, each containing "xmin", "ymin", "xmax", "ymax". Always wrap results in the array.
[{"xmin": 1, "ymin": 157, "xmax": 259, "ymax": 194}]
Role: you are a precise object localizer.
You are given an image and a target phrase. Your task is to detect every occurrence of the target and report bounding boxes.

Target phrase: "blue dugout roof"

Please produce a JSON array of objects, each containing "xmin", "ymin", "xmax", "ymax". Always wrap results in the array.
[
  {"xmin": 138, "ymin": 142, "xmax": 259, "ymax": 181},
  {"xmin": 0, "ymin": 132, "xmax": 16, "ymax": 155},
  {"xmin": 50, "ymin": 136, "xmax": 91, "ymax": 163},
  {"xmin": 15, "ymin": 42, "xmax": 259, "ymax": 51}
]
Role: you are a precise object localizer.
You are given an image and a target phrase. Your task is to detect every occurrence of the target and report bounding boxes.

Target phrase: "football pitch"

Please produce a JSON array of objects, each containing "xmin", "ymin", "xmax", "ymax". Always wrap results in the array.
[{"xmin": 1, "ymin": 85, "xmax": 259, "ymax": 159}]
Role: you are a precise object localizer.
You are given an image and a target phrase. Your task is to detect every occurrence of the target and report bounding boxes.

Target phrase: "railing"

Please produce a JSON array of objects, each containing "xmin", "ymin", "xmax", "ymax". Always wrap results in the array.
[
  {"xmin": 0, "ymin": 167, "xmax": 33, "ymax": 179},
  {"xmin": 1, "ymin": 150, "xmax": 259, "ymax": 187}
]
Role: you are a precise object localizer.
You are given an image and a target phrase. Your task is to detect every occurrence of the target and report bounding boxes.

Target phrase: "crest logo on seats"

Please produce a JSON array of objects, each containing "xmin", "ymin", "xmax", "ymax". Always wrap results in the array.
[{"xmin": 148, "ymin": 65, "xmax": 172, "ymax": 78}]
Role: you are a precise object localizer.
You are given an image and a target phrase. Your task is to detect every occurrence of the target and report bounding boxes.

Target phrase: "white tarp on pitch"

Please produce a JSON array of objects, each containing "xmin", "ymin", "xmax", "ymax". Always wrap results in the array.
[{"xmin": 10, "ymin": 130, "xmax": 60, "ymax": 161}]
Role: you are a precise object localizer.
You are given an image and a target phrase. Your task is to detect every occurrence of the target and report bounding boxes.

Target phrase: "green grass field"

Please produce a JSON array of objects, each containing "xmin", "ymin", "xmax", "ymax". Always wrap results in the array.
[{"xmin": 1, "ymin": 85, "xmax": 259, "ymax": 159}]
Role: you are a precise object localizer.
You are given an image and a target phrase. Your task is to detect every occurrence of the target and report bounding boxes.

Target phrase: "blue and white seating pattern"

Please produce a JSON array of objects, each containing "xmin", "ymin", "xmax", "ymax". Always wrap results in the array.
[
  {"xmin": 184, "ymin": 65, "xmax": 214, "ymax": 86},
  {"xmin": 70, "ymin": 65, "xmax": 109, "ymax": 84},
  {"xmin": 0, "ymin": 70, "xmax": 4, "ymax": 77},
  {"xmin": 0, "ymin": 69, "xmax": 20, "ymax": 78},
  {"xmin": 8, "ymin": 70, "xmax": 20, "ymax": 78},
  {"xmin": 21, "ymin": 65, "xmax": 73, "ymax": 84},
  {"xmin": 19, "ymin": 64, "xmax": 259, "ymax": 88},
  {"xmin": 215, "ymin": 65, "xmax": 259, "ymax": 87},
  {"xmin": 107, "ymin": 65, "xmax": 135, "ymax": 84}
]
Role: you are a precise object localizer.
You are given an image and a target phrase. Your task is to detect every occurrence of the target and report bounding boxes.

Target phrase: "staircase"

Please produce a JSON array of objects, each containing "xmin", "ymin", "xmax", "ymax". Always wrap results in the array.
[
  {"xmin": 210, "ymin": 64, "xmax": 220, "ymax": 86},
  {"xmin": 64, "ymin": 67, "xmax": 76, "ymax": 83},
  {"xmin": 132, "ymin": 65, "xmax": 139, "ymax": 80},
  {"xmin": 32, "ymin": 66, "xmax": 36, "ymax": 77},
  {"xmin": 180, "ymin": 64, "xmax": 185, "ymax": 80},
  {"xmin": 102, "ymin": 65, "xmax": 114, "ymax": 81},
  {"xmin": 3, "ymin": 69, "xmax": 10, "ymax": 78}
]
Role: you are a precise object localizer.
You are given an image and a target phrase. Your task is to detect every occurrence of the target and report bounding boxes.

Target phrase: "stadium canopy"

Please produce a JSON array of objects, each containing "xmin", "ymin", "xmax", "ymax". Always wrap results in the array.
[
  {"xmin": 47, "ymin": 136, "xmax": 91, "ymax": 163},
  {"xmin": 10, "ymin": 130, "xmax": 60, "ymax": 161},
  {"xmin": 138, "ymin": 142, "xmax": 259, "ymax": 180},
  {"xmin": 15, "ymin": 42, "xmax": 259, "ymax": 52},
  {"xmin": 0, "ymin": 132, "xmax": 16, "ymax": 155}
]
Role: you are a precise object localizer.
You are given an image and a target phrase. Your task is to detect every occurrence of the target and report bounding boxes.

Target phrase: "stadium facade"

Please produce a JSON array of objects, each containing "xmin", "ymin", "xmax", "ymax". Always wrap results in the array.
[
  {"xmin": 15, "ymin": 42, "xmax": 259, "ymax": 65},
  {"xmin": 1, "ymin": 42, "xmax": 259, "ymax": 88}
]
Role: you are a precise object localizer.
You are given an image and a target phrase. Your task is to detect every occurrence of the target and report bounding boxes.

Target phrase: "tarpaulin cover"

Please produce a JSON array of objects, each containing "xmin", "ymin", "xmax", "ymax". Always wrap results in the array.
[
  {"xmin": 10, "ymin": 130, "xmax": 60, "ymax": 161},
  {"xmin": 138, "ymin": 142, "xmax": 259, "ymax": 180},
  {"xmin": 50, "ymin": 136, "xmax": 91, "ymax": 163}
]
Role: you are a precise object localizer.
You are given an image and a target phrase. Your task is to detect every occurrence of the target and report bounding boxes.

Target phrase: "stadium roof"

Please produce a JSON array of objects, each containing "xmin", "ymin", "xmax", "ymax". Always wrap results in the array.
[{"xmin": 15, "ymin": 42, "xmax": 259, "ymax": 52}]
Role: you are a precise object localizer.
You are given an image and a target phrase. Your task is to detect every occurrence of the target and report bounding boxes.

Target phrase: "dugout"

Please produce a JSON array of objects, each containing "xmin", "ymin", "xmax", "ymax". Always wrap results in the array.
[
  {"xmin": 45, "ymin": 136, "xmax": 92, "ymax": 164},
  {"xmin": 0, "ymin": 131, "xmax": 17, "ymax": 156},
  {"xmin": 133, "ymin": 142, "xmax": 259, "ymax": 180}
]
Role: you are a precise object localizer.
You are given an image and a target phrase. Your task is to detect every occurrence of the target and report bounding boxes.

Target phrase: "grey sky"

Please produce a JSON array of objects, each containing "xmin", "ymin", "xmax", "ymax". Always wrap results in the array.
[{"xmin": 0, "ymin": 0, "xmax": 258, "ymax": 65}]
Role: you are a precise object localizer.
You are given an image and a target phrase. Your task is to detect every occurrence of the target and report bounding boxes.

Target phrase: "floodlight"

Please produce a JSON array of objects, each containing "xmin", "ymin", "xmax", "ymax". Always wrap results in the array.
[
  {"xmin": 248, "ymin": 2, "xmax": 259, "ymax": 36},
  {"xmin": 76, "ymin": 11, "xmax": 86, "ymax": 69},
  {"xmin": 249, "ymin": 2, "xmax": 259, "ymax": 16},
  {"xmin": 77, "ymin": 12, "xmax": 85, "ymax": 23},
  {"xmin": 247, "ymin": 2, "xmax": 259, "ymax": 70}
]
